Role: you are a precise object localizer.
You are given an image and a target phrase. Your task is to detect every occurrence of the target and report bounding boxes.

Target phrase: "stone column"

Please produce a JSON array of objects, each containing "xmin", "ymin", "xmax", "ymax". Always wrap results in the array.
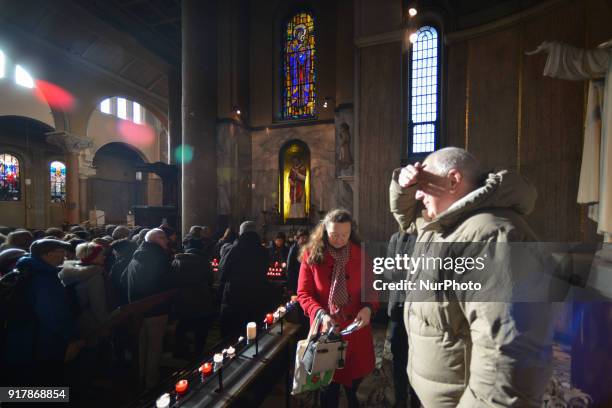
[
  {"xmin": 45, "ymin": 131, "xmax": 93, "ymax": 225},
  {"xmin": 181, "ymin": 0, "xmax": 218, "ymax": 236},
  {"xmin": 168, "ymin": 69, "xmax": 181, "ymax": 165}
]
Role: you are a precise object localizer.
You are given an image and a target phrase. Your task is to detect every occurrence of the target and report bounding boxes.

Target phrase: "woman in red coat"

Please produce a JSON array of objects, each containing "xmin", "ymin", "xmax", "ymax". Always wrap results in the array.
[{"xmin": 297, "ymin": 208, "xmax": 378, "ymax": 408}]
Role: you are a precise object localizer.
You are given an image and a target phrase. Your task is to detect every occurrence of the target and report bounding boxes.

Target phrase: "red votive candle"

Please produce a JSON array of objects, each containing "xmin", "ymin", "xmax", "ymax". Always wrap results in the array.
[
  {"xmin": 200, "ymin": 362, "xmax": 212, "ymax": 375},
  {"xmin": 265, "ymin": 313, "xmax": 274, "ymax": 325},
  {"xmin": 175, "ymin": 379, "xmax": 188, "ymax": 394}
]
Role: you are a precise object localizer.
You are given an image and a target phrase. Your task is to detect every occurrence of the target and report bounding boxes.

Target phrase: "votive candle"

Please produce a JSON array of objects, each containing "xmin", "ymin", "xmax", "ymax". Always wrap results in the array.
[
  {"xmin": 247, "ymin": 322, "xmax": 257, "ymax": 340},
  {"xmin": 175, "ymin": 379, "xmax": 188, "ymax": 394}
]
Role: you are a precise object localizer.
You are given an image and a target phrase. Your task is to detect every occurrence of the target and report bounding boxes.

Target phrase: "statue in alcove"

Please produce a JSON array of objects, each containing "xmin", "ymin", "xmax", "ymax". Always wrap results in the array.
[
  {"xmin": 279, "ymin": 140, "xmax": 310, "ymax": 222},
  {"xmin": 288, "ymin": 156, "xmax": 307, "ymax": 218},
  {"xmin": 338, "ymin": 122, "xmax": 354, "ymax": 176}
]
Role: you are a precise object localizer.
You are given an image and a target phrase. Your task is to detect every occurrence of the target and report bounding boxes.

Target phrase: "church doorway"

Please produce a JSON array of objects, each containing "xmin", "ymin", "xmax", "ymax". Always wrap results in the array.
[{"xmin": 90, "ymin": 142, "xmax": 147, "ymax": 224}]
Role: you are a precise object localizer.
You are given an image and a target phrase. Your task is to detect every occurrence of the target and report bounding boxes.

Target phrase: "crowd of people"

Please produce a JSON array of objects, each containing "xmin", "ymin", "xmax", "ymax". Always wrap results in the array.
[
  {"xmin": 0, "ymin": 220, "xmax": 312, "ymax": 405},
  {"xmin": 0, "ymin": 146, "xmax": 563, "ymax": 408}
]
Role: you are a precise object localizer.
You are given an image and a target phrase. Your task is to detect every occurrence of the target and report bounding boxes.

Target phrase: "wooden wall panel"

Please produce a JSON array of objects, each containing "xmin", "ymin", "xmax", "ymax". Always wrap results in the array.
[
  {"xmin": 520, "ymin": 1, "xmax": 585, "ymax": 241},
  {"xmin": 467, "ymin": 27, "xmax": 520, "ymax": 171},
  {"xmin": 358, "ymin": 42, "xmax": 402, "ymax": 242},
  {"xmin": 445, "ymin": 41, "xmax": 468, "ymax": 149}
]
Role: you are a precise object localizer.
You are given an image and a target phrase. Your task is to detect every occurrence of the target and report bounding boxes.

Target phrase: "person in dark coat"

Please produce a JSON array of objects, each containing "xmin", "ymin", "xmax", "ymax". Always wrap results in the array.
[
  {"xmin": 214, "ymin": 228, "xmax": 237, "ymax": 260},
  {"xmin": 0, "ymin": 248, "xmax": 26, "ymax": 277},
  {"xmin": 385, "ymin": 230, "xmax": 421, "ymax": 408},
  {"xmin": 108, "ymin": 238, "xmax": 137, "ymax": 307},
  {"xmin": 125, "ymin": 228, "xmax": 171, "ymax": 389},
  {"xmin": 286, "ymin": 229, "xmax": 309, "ymax": 293},
  {"xmin": 1, "ymin": 239, "xmax": 84, "ymax": 385},
  {"xmin": 268, "ymin": 231, "xmax": 289, "ymax": 265},
  {"xmin": 218, "ymin": 221, "xmax": 275, "ymax": 338},
  {"xmin": 126, "ymin": 229, "xmax": 171, "ymax": 306},
  {"xmin": 171, "ymin": 238, "xmax": 214, "ymax": 357}
]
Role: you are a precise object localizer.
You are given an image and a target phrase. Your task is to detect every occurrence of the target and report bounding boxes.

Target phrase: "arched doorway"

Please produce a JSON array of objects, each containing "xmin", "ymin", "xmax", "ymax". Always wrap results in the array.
[
  {"xmin": 279, "ymin": 139, "xmax": 311, "ymax": 223},
  {"xmin": 90, "ymin": 143, "xmax": 147, "ymax": 224}
]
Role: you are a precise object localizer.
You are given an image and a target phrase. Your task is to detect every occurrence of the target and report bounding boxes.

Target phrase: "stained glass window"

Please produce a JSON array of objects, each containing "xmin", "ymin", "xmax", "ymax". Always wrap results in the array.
[
  {"xmin": 282, "ymin": 12, "xmax": 316, "ymax": 120},
  {"xmin": 409, "ymin": 26, "xmax": 439, "ymax": 155},
  {"xmin": 0, "ymin": 154, "xmax": 21, "ymax": 201},
  {"xmin": 50, "ymin": 161, "xmax": 66, "ymax": 203}
]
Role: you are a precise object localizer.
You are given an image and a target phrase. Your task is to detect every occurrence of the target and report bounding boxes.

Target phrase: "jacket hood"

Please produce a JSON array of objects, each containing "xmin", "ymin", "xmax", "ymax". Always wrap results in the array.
[
  {"xmin": 424, "ymin": 170, "xmax": 537, "ymax": 231},
  {"xmin": 59, "ymin": 260, "xmax": 104, "ymax": 284},
  {"xmin": 15, "ymin": 255, "xmax": 60, "ymax": 275}
]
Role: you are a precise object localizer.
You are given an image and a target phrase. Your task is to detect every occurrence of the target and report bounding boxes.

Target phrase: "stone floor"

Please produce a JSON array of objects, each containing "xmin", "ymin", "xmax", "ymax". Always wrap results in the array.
[{"xmin": 261, "ymin": 323, "xmax": 583, "ymax": 408}]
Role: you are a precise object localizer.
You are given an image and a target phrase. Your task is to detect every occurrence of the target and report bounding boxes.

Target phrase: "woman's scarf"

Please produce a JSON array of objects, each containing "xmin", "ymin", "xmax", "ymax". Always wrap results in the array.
[{"xmin": 327, "ymin": 243, "xmax": 350, "ymax": 319}]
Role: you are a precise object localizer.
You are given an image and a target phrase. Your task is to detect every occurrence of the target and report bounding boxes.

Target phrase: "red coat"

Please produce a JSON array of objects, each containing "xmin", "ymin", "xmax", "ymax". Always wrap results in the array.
[{"xmin": 297, "ymin": 242, "xmax": 378, "ymax": 386}]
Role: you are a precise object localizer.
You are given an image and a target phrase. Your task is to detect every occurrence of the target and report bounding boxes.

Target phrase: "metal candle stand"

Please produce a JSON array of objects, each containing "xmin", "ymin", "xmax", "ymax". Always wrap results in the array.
[
  {"xmin": 217, "ymin": 367, "xmax": 223, "ymax": 393},
  {"xmin": 159, "ymin": 301, "xmax": 298, "ymax": 407}
]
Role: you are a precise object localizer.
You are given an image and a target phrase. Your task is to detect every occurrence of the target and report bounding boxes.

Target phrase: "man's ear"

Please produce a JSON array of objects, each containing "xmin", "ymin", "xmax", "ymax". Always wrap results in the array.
[{"xmin": 447, "ymin": 169, "xmax": 463, "ymax": 192}]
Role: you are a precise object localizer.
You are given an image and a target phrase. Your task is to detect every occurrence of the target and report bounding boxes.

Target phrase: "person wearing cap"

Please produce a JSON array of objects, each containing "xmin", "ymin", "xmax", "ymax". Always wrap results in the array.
[
  {"xmin": 0, "ymin": 229, "xmax": 33, "ymax": 251},
  {"xmin": 1, "ymin": 239, "xmax": 84, "ymax": 385},
  {"xmin": 218, "ymin": 221, "xmax": 275, "ymax": 338},
  {"xmin": 59, "ymin": 242, "xmax": 110, "ymax": 338},
  {"xmin": 112, "ymin": 225, "xmax": 131, "ymax": 241},
  {"xmin": 0, "ymin": 248, "xmax": 26, "ymax": 277}
]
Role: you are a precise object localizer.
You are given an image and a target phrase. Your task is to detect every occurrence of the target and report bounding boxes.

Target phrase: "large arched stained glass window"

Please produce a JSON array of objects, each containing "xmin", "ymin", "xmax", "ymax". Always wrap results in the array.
[
  {"xmin": 50, "ymin": 161, "xmax": 66, "ymax": 203},
  {"xmin": 0, "ymin": 154, "xmax": 21, "ymax": 201},
  {"xmin": 409, "ymin": 26, "xmax": 439, "ymax": 155},
  {"xmin": 282, "ymin": 12, "xmax": 316, "ymax": 120}
]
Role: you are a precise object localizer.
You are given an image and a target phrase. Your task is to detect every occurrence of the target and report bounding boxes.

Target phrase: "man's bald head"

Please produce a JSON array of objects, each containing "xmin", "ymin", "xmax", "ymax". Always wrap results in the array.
[
  {"xmin": 145, "ymin": 228, "xmax": 169, "ymax": 250},
  {"xmin": 424, "ymin": 147, "xmax": 482, "ymax": 189}
]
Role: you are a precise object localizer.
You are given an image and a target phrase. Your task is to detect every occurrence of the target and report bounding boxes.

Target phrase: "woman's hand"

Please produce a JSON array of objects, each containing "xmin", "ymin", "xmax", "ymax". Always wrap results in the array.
[
  {"xmin": 320, "ymin": 312, "xmax": 338, "ymax": 333},
  {"xmin": 353, "ymin": 306, "xmax": 372, "ymax": 330}
]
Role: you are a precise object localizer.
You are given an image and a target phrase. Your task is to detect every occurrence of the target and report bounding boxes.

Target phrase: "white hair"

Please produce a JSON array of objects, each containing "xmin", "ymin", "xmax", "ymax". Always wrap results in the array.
[{"xmin": 425, "ymin": 147, "xmax": 482, "ymax": 186}]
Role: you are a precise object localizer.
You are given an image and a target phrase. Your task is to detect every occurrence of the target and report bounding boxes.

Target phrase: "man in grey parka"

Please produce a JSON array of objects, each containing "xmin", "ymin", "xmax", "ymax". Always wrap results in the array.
[{"xmin": 390, "ymin": 147, "xmax": 556, "ymax": 407}]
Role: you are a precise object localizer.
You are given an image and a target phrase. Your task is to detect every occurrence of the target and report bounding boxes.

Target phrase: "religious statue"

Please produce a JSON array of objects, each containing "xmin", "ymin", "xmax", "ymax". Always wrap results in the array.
[
  {"xmin": 288, "ymin": 156, "xmax": 307, "ymax": 218},
  {"xmin": 527, "ymin": 39, "xmax": 612, "ymax": 243},
  {"xmin": 337, "ymin": 122, "xmax": 354, "ymax": 175}
]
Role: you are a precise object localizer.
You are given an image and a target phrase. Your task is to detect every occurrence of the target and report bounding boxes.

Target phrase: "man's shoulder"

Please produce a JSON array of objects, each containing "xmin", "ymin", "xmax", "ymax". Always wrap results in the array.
[{"xmin": 454, "ymin": 208, "xmax": 536, "ymax": 241}]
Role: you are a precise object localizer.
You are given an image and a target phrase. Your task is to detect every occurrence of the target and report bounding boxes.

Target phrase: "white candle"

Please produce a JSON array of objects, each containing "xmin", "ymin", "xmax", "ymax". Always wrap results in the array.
[
  {"xmin": 227, "ymin": 346, "xmax": 235, "ymax": 356},
  {"xmin": 213, "ymin": 353, "xmax": 223, "ymax": 363},
  {"xmin": 247, "ymin": 322, "xmax": 257, "ymax": 340},
  {"xmin": 156, "ymin": 393, "xmax": 170, "ymax": 408},
  {"xmin": 273, "ymin": 311, "xmax": 280, "ymax": 322},
  {"xmin": 278, "ymin": 306, "xmax": 286, "ymax": 317}
]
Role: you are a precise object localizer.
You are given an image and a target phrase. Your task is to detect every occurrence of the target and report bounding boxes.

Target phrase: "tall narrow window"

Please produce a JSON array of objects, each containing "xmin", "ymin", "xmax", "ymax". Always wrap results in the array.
[
  {"xmin": 133, "ymin": 102, "xmax": 142, "ymax": 124},
  {"xmin": 0, "ymin": 154, "xmax": 21, "ymax": 201},
  {"xmin": 15, "ymin": 65, "xmax": 34, "ymax": 88},
  {"xmin": 100, "ymin": 98, "xmax": 111, "ymax": 114},
  {"xmin": 282, "ymin": 12, "xmax": 316, "ymax": 120},
  {"xmin": 50, "ymin": 161, "xmax": 66, "ymax": 203},
  {"xmin": 117, "ymin": 97, "xmax": 127, "ymax": 119},
  {"xmin": 409, "ymin": 26, "xmax": 439, "ymax": 155},
  {"xmin": 0, "ymin": 50, "xmax": 5, "ymax": 79}
]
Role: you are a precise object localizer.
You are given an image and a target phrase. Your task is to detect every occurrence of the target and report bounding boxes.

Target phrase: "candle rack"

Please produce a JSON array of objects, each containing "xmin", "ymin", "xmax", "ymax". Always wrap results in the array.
[{"xmin": 153, "ymin": 299, "xmax": 300, "ymax": 407}]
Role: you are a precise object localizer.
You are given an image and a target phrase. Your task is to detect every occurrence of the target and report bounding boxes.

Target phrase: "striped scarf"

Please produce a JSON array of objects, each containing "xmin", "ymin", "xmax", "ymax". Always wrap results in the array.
[{"xmin": 327, "ymin": 244, "xmax": 350, "ymax": 318}]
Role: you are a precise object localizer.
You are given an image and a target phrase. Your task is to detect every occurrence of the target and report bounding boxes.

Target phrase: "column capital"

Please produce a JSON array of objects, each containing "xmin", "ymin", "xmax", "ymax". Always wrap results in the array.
[{"xmin": 45, "ymin": 131, "xmax": 93, "ymax": 153}]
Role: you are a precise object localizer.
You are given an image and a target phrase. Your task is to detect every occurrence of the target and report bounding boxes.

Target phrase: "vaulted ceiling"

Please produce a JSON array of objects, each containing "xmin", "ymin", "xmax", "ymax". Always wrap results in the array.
[{"xmin": 0, "ymin": 0, "xmax": 174, "ymax": 101}]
